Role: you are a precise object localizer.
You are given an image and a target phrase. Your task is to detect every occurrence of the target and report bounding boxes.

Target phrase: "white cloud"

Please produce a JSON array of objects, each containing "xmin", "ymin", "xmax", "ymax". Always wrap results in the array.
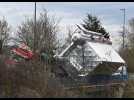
[
  {"xmin": 49, "ymin": 11, "xmax": 74, "ymax": 18},
  {"xmin": 103, "ymin": 24, "xmax": 122, "ymax": 35},
  {"xmin": 0, "ymin": 3, "xmax": 34, "ymax": 32}
]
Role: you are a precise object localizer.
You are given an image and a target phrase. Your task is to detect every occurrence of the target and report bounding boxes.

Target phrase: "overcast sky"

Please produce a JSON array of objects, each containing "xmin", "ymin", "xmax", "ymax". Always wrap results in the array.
[{"xmin": 0, "ymin": 2, "xmax": 134, "ymax": 50}]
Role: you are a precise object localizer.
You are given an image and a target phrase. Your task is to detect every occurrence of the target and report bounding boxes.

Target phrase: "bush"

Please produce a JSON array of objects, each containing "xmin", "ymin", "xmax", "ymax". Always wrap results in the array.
[
  {"xmin": 0, "ymin": 55, "xmax": 77, "ymax": 97},
  {"xmin": 123, "ymin": 80, "xmax": 134, "ymax": 98}
]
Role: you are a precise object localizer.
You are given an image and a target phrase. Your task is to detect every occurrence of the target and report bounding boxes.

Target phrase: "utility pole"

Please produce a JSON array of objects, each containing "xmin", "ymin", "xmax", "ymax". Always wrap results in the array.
[
  {"xmin": 120, "ymin": 8, "xmax": 126, "ymax": 79},
  {"xmin": 34, "ymin": 2, "xmax": 36, "ymax": 52},
  {"xmin": 120, "ymin": 8, "xmax": 126, "ymax": 49}
]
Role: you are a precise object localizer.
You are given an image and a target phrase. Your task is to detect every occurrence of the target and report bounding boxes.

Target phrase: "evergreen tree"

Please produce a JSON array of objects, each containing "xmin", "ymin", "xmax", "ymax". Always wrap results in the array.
[{"xmin": 81, "ymin": 14, "xmax": 109, "ymax": 38}]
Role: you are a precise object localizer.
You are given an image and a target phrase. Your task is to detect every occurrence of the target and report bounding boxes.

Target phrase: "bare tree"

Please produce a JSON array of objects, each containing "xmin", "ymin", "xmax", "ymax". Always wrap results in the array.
[
  {"xmin": 57, "ymin": 25, "xmax": 75, "ymax": 54},
  {"xmin": 127, "ymin": 19, "xmax": 134, "ymax": 48},
  {"xmin": 65, "ymin": 26, "xmax": 74, "ymax": 44},
  {"xmin": 0, "ymin": 17, "xmax": 10, "ymax": 54},
  {"xmin": 119, "ymin": 18, "xmax": 134, "ymax": 72},
  {"xmin": 17, "ymin": 9, "xmax": 60, "ymax": 55}
]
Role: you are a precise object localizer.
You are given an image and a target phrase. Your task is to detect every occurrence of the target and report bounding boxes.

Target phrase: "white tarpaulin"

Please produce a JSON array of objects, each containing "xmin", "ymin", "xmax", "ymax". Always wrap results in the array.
[{"xmin": 87, "ymin": 42, "xmax": 125, "ymax": 64}]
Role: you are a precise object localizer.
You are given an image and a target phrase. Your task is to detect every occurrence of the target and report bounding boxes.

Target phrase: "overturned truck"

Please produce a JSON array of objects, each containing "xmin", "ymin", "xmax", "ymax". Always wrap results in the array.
[{"xmin": 53, "ymin": 25, "xmax": 128, "ymax": 92}]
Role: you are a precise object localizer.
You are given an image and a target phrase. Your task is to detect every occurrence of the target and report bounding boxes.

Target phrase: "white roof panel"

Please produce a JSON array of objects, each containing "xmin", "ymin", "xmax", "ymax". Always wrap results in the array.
[{"xmin": 87, "ymin": 42, "xmax": 125, "ymax": 64}]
